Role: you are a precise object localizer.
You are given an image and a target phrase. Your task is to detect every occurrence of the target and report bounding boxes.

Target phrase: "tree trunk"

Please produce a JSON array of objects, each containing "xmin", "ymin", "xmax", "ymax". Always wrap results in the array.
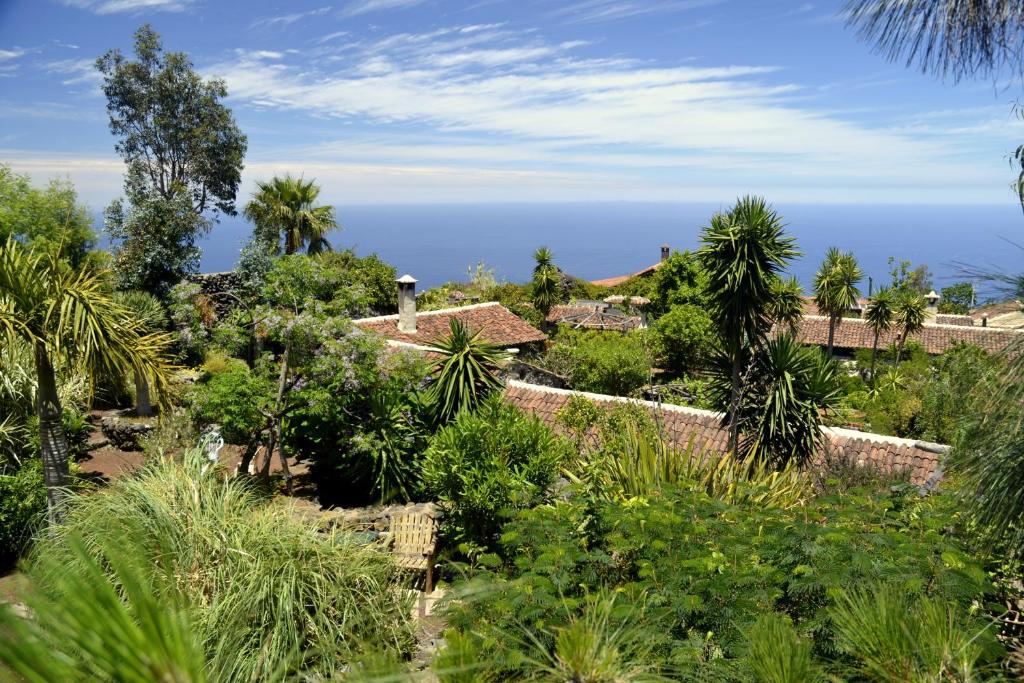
[
  {"xmin": 827, "ymin": 314, "xmax": 837, "ymax": 358},
  {"xmin": 728, "ymin": 352, "xmax": 741, "ymax": 456},
  {"xmin": 895, "ymin": 330, "xmax": 908, "ymax": 365},
  {"xmin": 259, "ymin": 345, "xmax": 291, "ymax": 480},
  {"xmin": 134, "ymin": 368, "xmax": 153, "ymax": 417},
  {"xmin": 34, "ymin": 344, "xmax": 71, "ymax": 524},
  {"xmin": 870, "ymin": 333, "xmax": 880, "ymax": 389}
]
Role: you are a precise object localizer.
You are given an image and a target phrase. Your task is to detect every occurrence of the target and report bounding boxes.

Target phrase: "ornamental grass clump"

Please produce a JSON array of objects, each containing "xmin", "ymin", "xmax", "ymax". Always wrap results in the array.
[{"xmin": 16, "ymin": 446, "xmax": 415, "ymax": 681}]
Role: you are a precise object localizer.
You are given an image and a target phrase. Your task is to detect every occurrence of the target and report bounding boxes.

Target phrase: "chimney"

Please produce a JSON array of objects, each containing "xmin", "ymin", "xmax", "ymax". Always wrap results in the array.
[
  {"xmin": 397, "ymin": 274, "xmax": 417, "ymax": 334},
  {"xmin": 982, "ymin": 314, "xmax": 988, "ymax": 328},
  {"xmin": 660, "ymin": 244, "xmax": 670, "ymax": 262}
]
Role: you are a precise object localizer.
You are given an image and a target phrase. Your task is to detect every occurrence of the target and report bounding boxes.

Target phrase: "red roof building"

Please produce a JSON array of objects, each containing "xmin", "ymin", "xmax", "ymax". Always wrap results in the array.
[
  {"xmin": 354, "ymin": 301, "xmax": 547, "ymax": 349},
  {"xmin": 794, "ymin": 314, "xmax": 1023, "ymax": 355}
]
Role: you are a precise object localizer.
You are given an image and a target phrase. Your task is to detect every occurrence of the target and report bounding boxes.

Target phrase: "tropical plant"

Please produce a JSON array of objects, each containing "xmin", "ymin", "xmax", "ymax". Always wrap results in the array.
[
  {"xmin": 530, "ymin": 246, "xmax": 560, "ymax": 318},
  {"xmin": 420, "ymin": 397, "xmax": 566, "ymax": 549},
  {"xmin": 864, "ymin": 286, "xmax": 895, "ymax": 387},
  {"xmin": 14, "ymin": 447, "xmax": 416, "ymax": 681},
  {"xmin": 712, "ymin": 333, "xmax": 842, "ymax": 468},
  {"xmin": 768, "ymin": 275, "xmax": 804, "ymax": 331},
  {"xmin": 114, "ymin": 290, "xmax": 168, "ymax": 416},
  {"xmin": 0, "ymin": 238, "xmax": 173, "ymax": 519},
  {"xmin": 813, "ymin": 247, "xmax": 862, "ymax": 357},
  {"xmin": 893, "ymin": 290, "xmax": 927, "ymax": 363},
  {"xmin": 244, "ymin": 174, "xmax": 338, "ymax": 255},
  {"xmin": 697, "ymin": 196, "xmax": 799, "ymax": 454},
  {"xmin": 0, "ymin": 459, "xmax": 48, "ymax": 570},
  {"xmin": 747, "ymin": 614, "xmax": 820, "ymax": 683},
  {"xmin": 425, "ymin": 318, "xmax": 508, "ymax": 425}
]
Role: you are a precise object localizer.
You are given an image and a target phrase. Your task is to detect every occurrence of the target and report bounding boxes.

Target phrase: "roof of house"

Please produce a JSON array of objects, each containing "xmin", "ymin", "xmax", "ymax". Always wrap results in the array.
[
  {"xmin": 353, "ymin": 301, "xmax": 547, "ymax": 348},
  {"xmin": 800, "ymin": 296, "xmax": 869, "ymax": 317},
  {"xmin": 794, "ymin": 314, "xmax": 1023, "ymax": 355},
  {"xmin": 590, "ymin": 261, "xmax": 664, "ymax": 288},
  {"xmin": 503, "ymin": 380, "xmax": 946, "ymax": 486},
  {"xmin": 934, "ymin": 314, "xmax": 974, "ymax": 327},
  {"xmin": 546, "ymin": 304, "xmax": 642, "ymax": 332}
]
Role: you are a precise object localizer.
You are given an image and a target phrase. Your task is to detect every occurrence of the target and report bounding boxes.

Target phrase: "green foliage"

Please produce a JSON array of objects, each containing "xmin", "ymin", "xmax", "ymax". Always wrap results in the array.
[
  {"xmin": 187, "ymin": 363, "xmax": 270, "ymax": 444},
  {"xmin": 426, "ymin": 318, "xmax": 508, "ymax": 425},
  {"xmin": 887, "ymin": 256, "xmax": 933, "ymax": 295},
  {"xmin": 244, "ymin": 174, "xmax": 338, "ymax": 255},
  {"xmin": 20, "ymin": 450, "xmax": 415, "ymax": 681},
  {"xmin": 443, "ymin": 484, "xmax": 996, "ymax": 680},
  {"xmin": 0, "ymin": 164, "xmax": 96, "ymax": 268},
  {"xmin": 531, "ymin": 246, "xmax": 561, "ymax": 317},
  {"xmin": 547, "ymin": 328, "xmax": 653, "ymax": 396},
  {"xmin": 768, "ymin": 275, "xmax": 805, "ymax": 330},
  {"xmin": 747, "ymin": 614, "xmax": 821, "ymax": 683},
  {"xmin": 97, "ymin": 24, "xmax": 246, "ymax": 217},
  {"xmin": 813, "ymin": 247, "xmax": 862, "ymax": 357},
  {"xmin": 420, "ymin": 397, "xmax": 567, "ymax": 549},
  {"xmin": 647, "ymin": 250, "xmax": 710, "ymax": 318},
  {"xmin": 651, "ymin": 304, "xmax": 716, "ymax": 375},
  {"xmin": 168, "ymin": 281, "xmax": 215, "ymax": 363},
  {"xmin": 939, "ymin": 282, "xmax": 975, "ymax": 314},
  {"xmin": 0, "ymin": 459, "xmax": 47, "ymax": 570},
  {"xmin": 262, "ymin": 251, "xmax": 397, "ymax": 316}
]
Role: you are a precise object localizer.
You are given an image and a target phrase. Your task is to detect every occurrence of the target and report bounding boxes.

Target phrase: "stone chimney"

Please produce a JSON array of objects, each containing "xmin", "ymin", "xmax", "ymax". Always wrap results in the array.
[
  {"xmin": 982, "ymin": 314, "xmax": 988, "ymax": 328},
  {"xmin": 397, "ymin": 274, "xmax": 417, "ymax": 334},
  {"xmin": 660, "ymin": 244, "xmax": 670, "ymax": 262}
]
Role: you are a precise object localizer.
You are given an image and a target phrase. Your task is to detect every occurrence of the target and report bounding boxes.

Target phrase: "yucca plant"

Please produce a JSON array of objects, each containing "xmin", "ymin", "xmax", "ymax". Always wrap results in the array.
[
  {"xmin": 864, "ymin": 287, "xmax": 895, "ymax": 387},
  {"xmin": 530, "ymin": 246, "xmax": 560, "ymax": 318},
  {"xmin": 893, "ymin": 291, "xmax": 927, "ymax": 364},
  {"xmin": 769, "ymin": 275, "xmax": 804, "ymax": 331},
  {"xmin": 425, "ymin": 318, "xmax": 509, "ymax": 425},
  {"xmin": 813, "ymin": 247, "xmax": 862, "ymax": 358}
]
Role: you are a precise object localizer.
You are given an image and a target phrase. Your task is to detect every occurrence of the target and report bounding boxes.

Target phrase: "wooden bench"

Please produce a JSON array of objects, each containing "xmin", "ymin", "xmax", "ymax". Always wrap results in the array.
[{"xmin": 389, "ymin": 510, "xmax": 438, "ymax": 617}]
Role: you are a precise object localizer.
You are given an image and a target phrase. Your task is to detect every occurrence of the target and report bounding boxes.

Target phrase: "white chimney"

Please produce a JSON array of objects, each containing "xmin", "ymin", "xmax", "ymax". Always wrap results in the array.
[{"xmin": 397, "ymin": 274, "xmax": 417, "ymax": 334}]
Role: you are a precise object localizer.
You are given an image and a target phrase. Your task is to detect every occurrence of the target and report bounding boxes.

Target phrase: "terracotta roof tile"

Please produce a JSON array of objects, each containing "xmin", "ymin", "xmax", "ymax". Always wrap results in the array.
[
  {"xmin": 503, "ymin": 380, "xmax": 945, "ymax": 485},
  {"xmin": 793, "ymin": 314, "xmax": 1022, "ymax": 355},
  {"xmin": 934, "ymin": 314, "xmax": 974, "ymax": 327},
  {"xmin": 354, "ymin": 302, "xmax": 546, "ymax": 348}
]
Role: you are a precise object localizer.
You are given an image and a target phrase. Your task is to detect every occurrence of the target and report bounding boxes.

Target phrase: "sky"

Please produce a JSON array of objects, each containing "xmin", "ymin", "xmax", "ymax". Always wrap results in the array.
[{"xmin": 1, "ymin": 0, "xmax": 1024, "ymax": 209}]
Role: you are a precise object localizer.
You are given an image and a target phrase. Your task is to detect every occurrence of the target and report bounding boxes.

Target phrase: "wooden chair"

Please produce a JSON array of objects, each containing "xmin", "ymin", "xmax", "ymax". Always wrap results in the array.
[{"xmin": 389, "ymin": 511, "xmax": 438, "ymax": 617}]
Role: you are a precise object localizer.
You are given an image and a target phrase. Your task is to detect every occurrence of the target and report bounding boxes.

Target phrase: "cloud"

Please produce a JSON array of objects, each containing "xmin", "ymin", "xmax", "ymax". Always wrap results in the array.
[
  {"xmin": 0, "ymin": 49, "xmax": 25, "ymax": 61},
  {"xmin": 45, "ymin": 58, "xmax": 103, "ymax": 86},
  {"xmin": 62, "ymin": 0, "xmax": 192, "ymax": 14},
  {"xmin": 250, "ymin": 6, "xmax": 332, "ymax": 29},
  {"xmin": 549, "ymin": 0, "xmax": 720, "ymax": 24},
  {"xmin": 342, "ymin": 0, "xmax": 426, "ymax": 17}
]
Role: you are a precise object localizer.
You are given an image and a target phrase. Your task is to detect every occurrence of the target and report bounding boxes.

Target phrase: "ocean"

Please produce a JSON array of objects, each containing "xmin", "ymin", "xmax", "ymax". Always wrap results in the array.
[{"xmin": 144, "ymin": 202, "xmax": 1024, "ymax": 300}]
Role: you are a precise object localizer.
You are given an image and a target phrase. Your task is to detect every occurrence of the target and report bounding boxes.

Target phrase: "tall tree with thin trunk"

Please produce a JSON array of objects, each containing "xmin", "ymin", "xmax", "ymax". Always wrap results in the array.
[
  {"xmin": 864, "ymin": 287, "xmax": 895, "ymax": 388},
  {"xmin": 698, "ymin": 196, "xmax": 799, "ymax": 456},
  {"xmin": 893, "ymin": 291, "xmax": 927, "ymax": 364},
  {"xmin": 813, "ymin": 247, "xmax": 863, "ymax": 358},
  {"xmin": 530, "ymin": 246, "xmax": 560, "ymax": 319},
  {"xmin": 0, "ymin": 239, "xmax": 172, "ymax": 521},
  {"xmin": 244, "ymin": 175, "xmax": 338, "ymax": 255}
]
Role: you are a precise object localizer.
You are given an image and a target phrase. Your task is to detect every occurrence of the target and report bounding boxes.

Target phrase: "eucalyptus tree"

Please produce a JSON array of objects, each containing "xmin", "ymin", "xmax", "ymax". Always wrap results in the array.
[
  {"xmin": 864, "ymin": 287, "xmax": 895, "ymax": 387},
  {"xmin": 244, "ymin": 175, "xmax": 338, "ymax": 255},
  {"xmin": 893, "ymin": 291, "xmax": 927, "ymax": 364},
  {"xmin": 813, "ymin": 247, "xmax": 863, "ymax": 358},
  {"xmin": 0, "ymin": 239, "xmax": 172, "ymax": 520},
  {"xmin": 425, "ymin": 319, "xmax": 509, "ymax": 425},
  {"xmin": 697, "ymin": 196, "xmax": 799, "ymax": 455},
  {"xmin": 530, "ymin": 246, "xmax": 560, "ymax": 319}
]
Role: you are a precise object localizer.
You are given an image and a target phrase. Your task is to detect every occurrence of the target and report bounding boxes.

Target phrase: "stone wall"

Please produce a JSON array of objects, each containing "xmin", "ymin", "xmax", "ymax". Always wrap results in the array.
[{"xmin": 186, "ymin": 271, "xmax": 243, "ymax": 317}]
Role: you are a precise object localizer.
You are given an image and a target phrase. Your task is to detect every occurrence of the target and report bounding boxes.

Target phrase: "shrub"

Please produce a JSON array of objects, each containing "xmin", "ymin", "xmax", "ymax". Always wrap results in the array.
[
  {"xmin": 547, "ymin": 329, "xmax": 653, "ymax": 396},
  {"xmin": 420, "ymin": 397, "xmax": 567, "ymax": 549},
  {"xmin": 262, "ymin": 251, "xmax": 397, "ymax": 316},
  {"xmin": 0, "ymin": 459, "xmax": 47, "ymax": 570},
  {"xmin": 187, "ymin": 364, "xmax": 269, "ymax": 445},
  {"xmin": 651, "ymin": 303, "xmax": 716, "ymax": 376},
  {"xmin": 22, "ymin": 450, "xmax": 416, "ymax": 680}
]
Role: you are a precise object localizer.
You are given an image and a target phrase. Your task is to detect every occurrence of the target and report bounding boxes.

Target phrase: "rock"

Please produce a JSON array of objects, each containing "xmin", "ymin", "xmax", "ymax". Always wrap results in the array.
[{"xmin": 100, "ymin": 415, "xmax": 156, "ymax": 451}]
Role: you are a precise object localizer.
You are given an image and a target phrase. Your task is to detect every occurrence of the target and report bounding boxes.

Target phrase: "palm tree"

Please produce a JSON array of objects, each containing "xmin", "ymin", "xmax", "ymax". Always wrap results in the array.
[
  {"xmin": 864, "ymin": 287, "xmax": 895, "ymax": 387},
  {"xmin": 893, "ymin": 291, "xmax": 927, "ymax": 364},
  {"xmin": 530, "ymin": 246, "xmax": 560, "ymax": 319},
  {"xmin": 697, "ymin": 196, "xmax": 799, "ymax": 455},
  {"xmin": 0, "ymin": 238, "xmax": 172, "ymax": 519},
  {"xmin": 769, "ymin": 275, "xmax": 804, "ymax": 331},
  {"xmin": 113, "ymin": 290, "xmax": 168, "ymax": 417},
  {"xmin": 425, "ymin": 318, "xmax": 509, "ymax": 425},
  {"xmin": 244, "ymin": 175, "xmax": 338, "ymax": 255},
  {"xmin": 813, "ymin": 247, "xmax": 863, "ymax": 358}
]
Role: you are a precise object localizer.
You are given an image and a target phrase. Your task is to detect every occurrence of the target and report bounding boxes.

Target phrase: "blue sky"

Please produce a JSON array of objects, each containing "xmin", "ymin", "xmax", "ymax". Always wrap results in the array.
[{"xmin": 1, "ymin": 0, "xmax": 1023, "ymax": 208}]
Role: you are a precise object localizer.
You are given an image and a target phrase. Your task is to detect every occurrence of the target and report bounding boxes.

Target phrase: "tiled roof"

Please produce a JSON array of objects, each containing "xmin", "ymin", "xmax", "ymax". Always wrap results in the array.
[
  {"xmin": 504, "ymin": 380, "xmax": 945, "ymax": 486},
  {"xmin": 800, "ymin": 296, "xmax": 868, "ymax": 317},
  {"xmin": 590, "ymin": 261, "xmax": 663, "ymax": 288},
  {"xmin": 354, "ymin": 302, "xmax": 547, "ymax": 348},
  {"xmin": 934, "ymin": 314, "xmax": 974, "ymax": 327},
  {"xmin": 794, "ymin": 314, "xmax": 1023, "ymax": 355},
  {"xmin": 546, "ymin": 305, "xmax": 642, "ymax": 331}
]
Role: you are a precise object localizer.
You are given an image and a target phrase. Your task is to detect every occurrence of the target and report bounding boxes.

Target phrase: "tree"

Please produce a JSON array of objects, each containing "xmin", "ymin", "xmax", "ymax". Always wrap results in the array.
[
  {"xmin": 530, "ymin": 246, "xmax": 560, "ymax": 319},
  {"xmin": 768, "ymin": 276, "xmax": 804, "ymax": 331},
  {"xmin": 652, "ymin": 304, "xmax": 716, "ymax": 375},
  {"xmin": 814, "ymin": 248, "xmax": 863, "ymax": 358},
  {"xmin": 113, "ymin": 290, "xmax": 168, "ymax": 416},
  {"xmin": 648, "ymin": 250, "xmax": 710, "ymax": 317},
  {"xmin": 864, "ymin": 287, "xmax": 895, "ymax": 387},
  {"xmin": 939, "ymin": 282, "xmax": 975, "ymax": 314},
  {"xmin": 697, "ymin": 196, "xmax": 799, "ymax": 455},
  {"xmin": 0, "ymin": 238, "xmax": 172, "ymax": 520},
  {"xmin": 426, "ymin": 318, "xmax": 508, "ymax": 425},
  {"xmin": 893, "ymin": 291, "xmax": 927, "ymax": 364},
  {"xmin": 887, "ymin": 257, "xmax": 932, "ymax": 295},
  {"xmin": 244, "ymin": 175, "xmax": 338, "ymax": 255},
  {"xmin": 96, "ymin": 24, "xmax": 247, "ymax": 217},
  {"xmin": 104, "ymin": 190, "xmax": 207, "ymax": 298}
]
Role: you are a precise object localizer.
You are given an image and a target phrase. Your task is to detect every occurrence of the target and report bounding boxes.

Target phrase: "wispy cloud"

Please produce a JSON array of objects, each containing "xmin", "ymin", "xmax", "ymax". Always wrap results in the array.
[
  {"xmin": 62, "ymin": 0, "xmax": 191, "ymax": 15},
  {"xmin": 250, "ymin": 6, "xmax": 332, "ymax": 29},
  {"xmin": 0, "ymin": 49, "xmax": 25, "ymax": 61},
  {"xmin": 549, "ymin": 0, "xmax": 720, "ymax": 24},
  {"xmin": 342, "ymin": 0, "xmax": 426, "ymax": 17},
  {"xmin": 45, "ymin": 58, "xmax": 102, "ymax": 86}
]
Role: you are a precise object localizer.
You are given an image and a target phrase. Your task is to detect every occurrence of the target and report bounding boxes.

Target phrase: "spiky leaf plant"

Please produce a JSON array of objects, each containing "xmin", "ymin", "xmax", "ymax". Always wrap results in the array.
[{"xmin": 425, "ymin": 318, "xmax": 508, "ymax": 425}]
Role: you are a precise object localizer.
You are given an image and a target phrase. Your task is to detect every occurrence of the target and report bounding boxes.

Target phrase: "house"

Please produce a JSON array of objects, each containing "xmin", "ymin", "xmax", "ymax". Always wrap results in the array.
[
  {"xmin": 546, "ymin": 297, "xmax": 647, "ymax": 332},
  {"xmin": 590, "ymin": 245, "xmax": 671, "ymax": 288},
  {"xmin": 504, "ymin": 380, "xmax": 946, "ymax": 486},
  {"xmin": 353, "ymin": 275, "xmax": 547, "ymax": 351},
  {"xmin": 800, "ymin": 296, "xmax": 869, "ymax": 318},
  {"xmin": 793, "ymin": 314, "xmax": 1024, "ymax": 355}
]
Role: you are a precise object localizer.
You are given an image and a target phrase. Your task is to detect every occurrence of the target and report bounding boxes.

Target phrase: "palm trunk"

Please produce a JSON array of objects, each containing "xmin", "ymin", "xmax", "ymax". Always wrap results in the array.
[
  {"xmin": 34, "ymin": 344, "xmax": 71, "ymax": 524},
  {"xmin": 728, "ymin": 352, "xmax": 741, "ymax": 456},
  {"xmin": 895, "ymin": 330, "xmax": 908, "ymax": 365},
  {"xmin": 827, "ymin": 314, "xmax": 837, "ymax": 358},
  {"xmin": 134, "ymin": 368, "xmax": 153, "ymax": 417},
  {"xmin": 870, "ymin": 332, "xmax": 880, "ymax": 389}
]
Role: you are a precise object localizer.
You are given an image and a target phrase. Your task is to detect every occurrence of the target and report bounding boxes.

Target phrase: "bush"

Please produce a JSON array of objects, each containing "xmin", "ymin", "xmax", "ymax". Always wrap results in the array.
[
  {"xmin": 0, "ymin": 459, "xmax": 47, "ymax": 570},
  {"xmin": 187, "ymin": 363, "xmax": 270, "ymax": 445},
  {"xmin": 651, "ymin": 303, "xmax": 716, "ymax": 375},
  {"xmin": 23, "ymin": 450, "xmax": 416, "ymax": 680},
  {"xmin": 420, "ymin": 397, "xmax": 567, "ymax": 550},
  {"xmin": 547, "ymin": 329, "xmax": 653, "ymax": 396},
  {"xmin": 262, "ymin": 251, "xmax": 397, "ymax": 316}
]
